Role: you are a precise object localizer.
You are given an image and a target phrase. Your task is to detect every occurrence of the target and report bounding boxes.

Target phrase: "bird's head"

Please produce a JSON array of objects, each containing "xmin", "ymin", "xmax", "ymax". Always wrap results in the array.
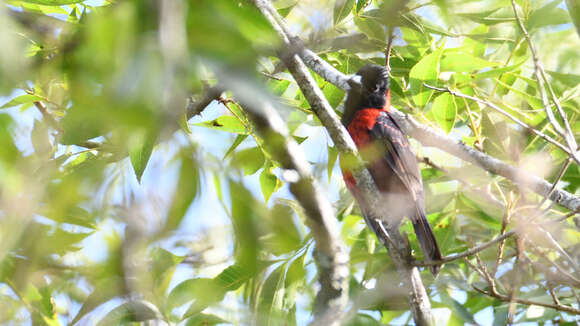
[{"xmin": 342, "ymin": 64, "xmax": 390, "ymax": 126}]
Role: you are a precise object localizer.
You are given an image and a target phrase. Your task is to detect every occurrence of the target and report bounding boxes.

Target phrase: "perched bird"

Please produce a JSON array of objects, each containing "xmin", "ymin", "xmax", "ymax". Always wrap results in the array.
[{"xmin": 340, "ymin": 64, "xmax": 442, "ymax": 275}]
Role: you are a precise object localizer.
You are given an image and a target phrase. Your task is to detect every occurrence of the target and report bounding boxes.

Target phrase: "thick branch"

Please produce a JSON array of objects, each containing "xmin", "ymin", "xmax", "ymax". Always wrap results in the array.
[{"xmin": 231, "ymin": 91, "xmax": 349, "ymax": 326}]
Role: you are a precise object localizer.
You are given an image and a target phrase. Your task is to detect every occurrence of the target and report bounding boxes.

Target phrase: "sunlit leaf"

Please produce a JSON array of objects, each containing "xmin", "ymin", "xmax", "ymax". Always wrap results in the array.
[
  {"xmin": 409, "ymin": 44, "xmax": 444, "ymax": 107},
  {"xmin": 96, "ymin": 300, "xmax": 161, "ymax": 326},
  {"xmin": 18, "ymin": 0, "xmax": 84, "ymax": 5},
  {"xmin": 129, "ymin": 130, "xmax": 157, "ymax": 183},
  {"xmin": 334, "ymin": 0, "xmax": 355, "ymax": 25},
  {"xmin": 195, "ymin": 115, "xmax": 248, "ymax": 134},
  {"xmin": 1, "ymin": 94, "xmax": 43, "ymax": 109},
  {"xmin": 260, "ymin": 162, "xmax": 280, "ymax": 203},
  {"xmin": 165, "ymin": 151, "xmax": 200, "ymax": 232},
  {"xmin": 431, "ymin": 93, "xmax": 457, "ymax": 133},
  {"xmin": 232, "ymin": 146, "xmax": 265, "ymax": 175}
]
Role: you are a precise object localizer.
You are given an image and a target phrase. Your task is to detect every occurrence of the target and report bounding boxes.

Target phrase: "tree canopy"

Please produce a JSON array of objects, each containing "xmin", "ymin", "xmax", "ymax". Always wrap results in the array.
[{"xmin": 0, "ymin": 0, "xmax": 579, "ymax": 325}]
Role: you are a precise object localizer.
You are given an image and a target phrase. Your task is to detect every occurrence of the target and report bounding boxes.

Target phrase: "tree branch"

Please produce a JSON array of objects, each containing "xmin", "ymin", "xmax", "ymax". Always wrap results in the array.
[
  {"xmin": 414, "ymin": 231, "xmax": 516, "ymax": 267},
  {"xmin": 511, "ymin": 0, "xmax": 578, "ymax": 157},
  {"xmin": 473, "ymin": 285, "xmax": 580, "ymax": 315},
  {"xmin": 227, "ymin": 85, "xmax": 349, "ymax": 326},
  {"xmin": 253, "ymin": 1, "xmax": 435, "ymax": 324}
]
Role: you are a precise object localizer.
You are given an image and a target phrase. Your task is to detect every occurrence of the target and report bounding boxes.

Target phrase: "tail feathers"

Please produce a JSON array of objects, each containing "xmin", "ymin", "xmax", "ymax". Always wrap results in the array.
[{"xmin": 412, "ymin": 214, "xmax": 443, "ymax": 276}]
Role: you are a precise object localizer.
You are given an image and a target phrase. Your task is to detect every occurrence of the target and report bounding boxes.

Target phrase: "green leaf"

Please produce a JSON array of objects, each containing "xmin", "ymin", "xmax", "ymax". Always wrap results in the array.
[
  {"xmin": 354, "ymin": 11, "xmax": 386, "ymax": 41},
  {"xmin": 195, "ymin": 115, "xmax": 247, "ymax": 134},
  {"xmin": 528, "ymin": 0, "xmax": 571, "ymax": 29},
  {"xmin": 96, "ymin": 300, "xmax": 161, "ymax": 326},
  {"xmin": 409, "ymin": 44, "xmax": 444, "ymax": 107},
  {"xmin": 438, "ymin": 287, "xmax": 478, "ymax": 325},
  {"xmin": 150, "ymin": 248, "xmax": 184, "ymax": 299},
  {"xmin": 334, "ymin": 0, "xmax": 355, "ymax": 25},
  {"xmin": 129, "ymin": 130, "xmax": 157, "ymax": 183},
  {"xmin": 260, "ymin": 163, "xmax": 279, "ymax": 203},
  {"xmin": 440, "ymin": 52, "xmax": 497, "ymax": 72},
  {"xmin": 327, "ymin": 145, "xmax": 338, "ymax": 183},
  {"xmin": 224, "ymin": 134, "xmax": 249, "ymax": 159},
  {"xmin": 18, "ymin": 0, "xmax": 84, "ymax": 4},
  {"xmin": 185, "ymin": 313, "xmax": 229, "ymax": 326},
  {"xmin": 431, "ymin": 93, "xmax": 457, "ymax": 133},
  {"xmin": 166, "ymin": 278, "xmax": 219, "ymax": 311},
  {"xmin": 165, "ymin": 151, "xmax": 200, "ymax": 232},
  {"xmin": 472, "ymin": 60, "xmax": 525, "ymax": 80},
  {"xmin": 567, "ymin": 0, "xmax": 580, "ymax": 37},
  {"xmin": 70, "ymin": 277, "xmax": 124, "ymax": 325},
  {"xmin": 232, "ymin": 146, "xmax": 265, "ymax": 175},
  {"xmin": 257, "ymin": 263, "xmax": 287, "ymax": 326},
  {"xmin": 277, "ymin": 0, "xmax": 298, "ymax": 17},
  {"xmin": 1, "ymin": 94, "xmax": 43, "ymax": 109},
  {"xmin": 356, "ymin": 0, "xmax": 371, "ymax": 13}
]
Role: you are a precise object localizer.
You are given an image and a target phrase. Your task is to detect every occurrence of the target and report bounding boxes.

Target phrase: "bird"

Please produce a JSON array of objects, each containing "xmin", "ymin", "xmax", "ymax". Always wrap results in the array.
[{"xmin": 340, "ymin": 64, "xmax": 442, "ymax": 276}]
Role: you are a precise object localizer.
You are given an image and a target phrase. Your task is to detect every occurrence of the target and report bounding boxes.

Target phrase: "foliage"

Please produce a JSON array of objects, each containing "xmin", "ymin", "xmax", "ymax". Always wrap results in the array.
[{"xmin": 0, "ymin": 0, "xmax": 579, "ymax": 325}]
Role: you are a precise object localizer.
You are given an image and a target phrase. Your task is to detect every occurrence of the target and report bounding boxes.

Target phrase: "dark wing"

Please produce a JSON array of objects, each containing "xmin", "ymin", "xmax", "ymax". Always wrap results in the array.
[{"xmin": 368, "ymin": 111, "xmax": 424, "ymax": 207}]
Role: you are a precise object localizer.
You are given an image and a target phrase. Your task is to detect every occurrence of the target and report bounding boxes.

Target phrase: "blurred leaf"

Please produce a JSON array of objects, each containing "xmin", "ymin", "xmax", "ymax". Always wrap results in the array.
[
  {"xmin": 528, "ymin": 0, "xmax": 571, "ymax": 29},
  {"xmin": 18, "ymin": 0, "xmax": 84, "ymax": 5},
  {"xmin": 327, "ymin": 145, "xmax": 338, "ymax": 183},
  {"xmin": 409, "ymin": 44, "xmax": 444, "ymax": 107},
  {"xmin": 257, "ymin": 263, "xmax": 286, "ymax": 326},
  {"xmin": 334, "ymin": 0, "xmax": 355, "ymax": 25},
  {"xmin": 473, "ymin": 60, "xmax": 525, "ymax": 80},
  {"xmin": 233, "ymin": 146, "xmax": 265, "ymax": 175},
  {"xmin": 345, "ymin": 313, "xmax": 381, "ymax": 326},
  {"xmin": 277, "ymin": 1, "xmax": 298, "ymax": 17},
  {"xmin": 264, "ymin": 204, "xmax": 302, "ymax": 255},
  {"xmin": 567, "ymin": 0, "xmax": 580, "ymax": 37},
  {"xmin": 96, "ymin": 300, "xmax": 161, "ymax": 326},
  {"xmin": 129, "ymin": 130, "xmax": 157, "ymax": 183},
  {"xmin": 438, "ymin": 287, "xmax": 478, "ymax": 325},
  {"xmin": 354, "ymin": 10, "xmax": 386, "ymax": 41},
  {"xmin": 151, "ymin": 248, "xmax": 184, "ymax": 299},
  {"xmin": 31, "ymin": 119, "xmax": 52, "ymax": 157},
  {"xmin": 260, "ymin": 162, "xmax": 280, "ymax": 203},
  {"xmin": 356, "ymin": 0, "xmax": 371, "ymax": 13},
  {"xmin": 195, "ymin": 115, "xmax": 248, "ymax": 134},
  {"xmin": 70, "ymin": 277, "xmax": 124, "ymax": 325},
  {"xmin": 230, "ymin": 181, "xmax": 262, "ymax": 272},
  {"xmin": 431, "ymin": 93, "xmax": 457, "ymax": 133},
  {"xmin": 547, "ymin": 70, "xmax": 580, "ymax": 87},
  {"xmin": 0, "ymin": 94, "xmax": 43, "ymax": 109},
  {"xmin": 456, "ymin": 8, "xmax": 515, "ymax": 25},
  {"xmin": 165, "ymin": 151, "xmax": 200, "ymax": 232},
  {"xmin": 224, "ymin": 134, "xmax": 249, "ymax": 159},
  {"xmin": 185, "ymin": 313, "xmax": 230, "ymax": 326},
  {"xmin": 440, "ymin": 52, "xmax": 497, "ymax": 72}
]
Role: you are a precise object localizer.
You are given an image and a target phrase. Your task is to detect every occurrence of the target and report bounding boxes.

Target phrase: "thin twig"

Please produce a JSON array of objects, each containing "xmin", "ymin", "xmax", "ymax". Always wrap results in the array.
[
  {"xmin": 507, "ymin": 237, "xmax": 524, "ymax": 324},
  {"xmin": 472, "ymin": 285, "xmax": 580, "ymax": 315},
  {"xmin": 424, "ymin": 84, "xmax": 574, "ymax": 161},
  {"xmin": 493, "ymin": 206, "xmax": 512, "ymax": 277},
  {"xmin": 384, "ymin": 27, "xmax": 394, "ymax": 71},
  {"xmin": 510, "ymin": 0, "xmax": 579, "ymax": 158},
  {"xmin": 414, "ymin": 231, "xmax": 516, "ymax": 267}
]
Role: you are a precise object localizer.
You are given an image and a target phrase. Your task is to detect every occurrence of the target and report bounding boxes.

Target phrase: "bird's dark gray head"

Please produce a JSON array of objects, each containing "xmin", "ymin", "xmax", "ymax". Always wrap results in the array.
[{"xmin": 342, "ymin": 64, "xmax": 390, "ymax": 126}]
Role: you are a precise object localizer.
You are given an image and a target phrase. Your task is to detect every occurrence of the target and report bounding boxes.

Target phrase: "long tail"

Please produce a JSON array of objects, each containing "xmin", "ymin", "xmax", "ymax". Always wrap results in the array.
[{"xmin": 412, "ymin": 213, "xmax": 443, "ymax": 276}]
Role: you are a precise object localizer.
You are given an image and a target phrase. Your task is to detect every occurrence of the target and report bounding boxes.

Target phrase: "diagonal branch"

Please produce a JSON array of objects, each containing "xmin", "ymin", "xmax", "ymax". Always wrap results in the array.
[
  {"xmin": 225, "ymin": 84, "xmax": 349, "ymax": 326},
  {"xmin": 511, "ymin": 0, "xmax": 579, "ymax": 158}
]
